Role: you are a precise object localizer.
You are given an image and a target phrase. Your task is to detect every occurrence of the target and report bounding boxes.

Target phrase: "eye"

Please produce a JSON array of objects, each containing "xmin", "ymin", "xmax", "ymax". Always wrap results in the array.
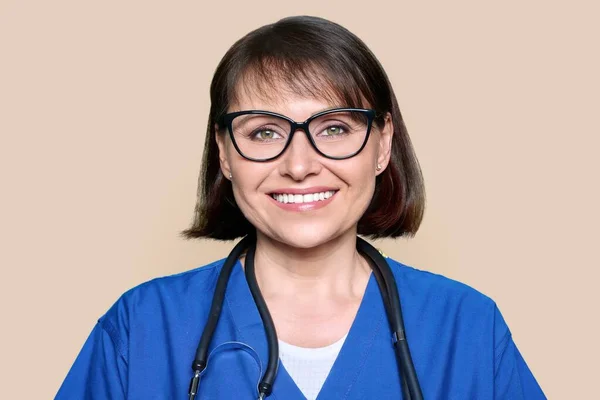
[
  {"xmin": 321, "ymin": 125, "xmax": 346, "ymax": 136},
  {"xmin": 253, "ymin": 129, "xmax": 283, "ymax": 141}
]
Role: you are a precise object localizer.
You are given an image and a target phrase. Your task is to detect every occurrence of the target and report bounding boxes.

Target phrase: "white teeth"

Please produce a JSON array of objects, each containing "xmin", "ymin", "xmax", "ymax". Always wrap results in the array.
[{"xmin": 271, "ymin": 191, "xmax": 337, "ymax": 204}]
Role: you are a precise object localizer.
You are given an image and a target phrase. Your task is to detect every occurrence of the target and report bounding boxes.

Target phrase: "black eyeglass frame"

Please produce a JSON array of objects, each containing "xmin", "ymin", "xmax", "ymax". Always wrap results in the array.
[{"xmin": 218, "ymin": 107, "xmax": 377, "ymax": 162}]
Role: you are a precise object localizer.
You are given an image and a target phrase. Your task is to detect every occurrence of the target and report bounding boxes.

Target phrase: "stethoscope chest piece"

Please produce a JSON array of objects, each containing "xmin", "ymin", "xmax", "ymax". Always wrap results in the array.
[{"xmin": 191, "ymin": 341, "xmax": 265, "ymax": 399}]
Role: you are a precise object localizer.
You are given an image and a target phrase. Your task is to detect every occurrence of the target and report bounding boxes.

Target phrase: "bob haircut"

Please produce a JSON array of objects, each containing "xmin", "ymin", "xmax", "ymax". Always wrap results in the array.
[{"xmin": 181, "ymin": 15, "xmax": 425, "ymax": 241}]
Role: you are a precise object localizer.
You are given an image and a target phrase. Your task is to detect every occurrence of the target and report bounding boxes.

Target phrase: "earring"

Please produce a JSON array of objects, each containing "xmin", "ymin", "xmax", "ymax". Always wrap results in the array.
[
  {"xmin": 376, "ymin": 164, "xmax": 382, "ymax": 171},
  {"xmin": 229, "ymin": 173, "xmax": 232, "ymax": 179}
]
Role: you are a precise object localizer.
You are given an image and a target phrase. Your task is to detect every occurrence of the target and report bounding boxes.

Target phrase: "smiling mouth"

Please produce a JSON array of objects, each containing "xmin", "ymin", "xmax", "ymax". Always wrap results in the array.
[{"xmin": 269, "ymin": 190, "xmax": 338, "ymax": 204}]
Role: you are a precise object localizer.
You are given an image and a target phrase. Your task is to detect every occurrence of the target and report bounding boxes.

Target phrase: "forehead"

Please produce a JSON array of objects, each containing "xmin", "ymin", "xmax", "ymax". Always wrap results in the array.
[
  {"xmin": 227, "ymin": 64, "xmax": 367, "ymax": 116},
  {"xmin": 230, "ymin": 82, "xmax": 344, "ymax": 119}
]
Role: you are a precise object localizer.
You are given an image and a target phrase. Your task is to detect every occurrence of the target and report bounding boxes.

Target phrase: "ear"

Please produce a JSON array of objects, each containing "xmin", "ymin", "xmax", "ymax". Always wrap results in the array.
[
  {"xmin": 214, "ymin": 123, "xmax": 232, "ymax": 180},
  {"xmin": 376, "ymin": 112, "xmax": 393, "ymax": 176}
]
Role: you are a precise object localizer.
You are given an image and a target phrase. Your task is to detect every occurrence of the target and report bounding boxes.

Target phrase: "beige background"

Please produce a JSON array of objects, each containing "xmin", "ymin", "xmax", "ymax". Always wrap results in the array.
[{"xmin": 1, "ymin": 0, "xmax": 598, "ymax": 398}]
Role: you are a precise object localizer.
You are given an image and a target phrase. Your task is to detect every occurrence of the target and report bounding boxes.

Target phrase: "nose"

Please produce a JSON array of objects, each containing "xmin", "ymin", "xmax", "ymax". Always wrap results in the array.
[{"xmin": 278, "ymin": 129, "xmax": 322, "ymax": 181}]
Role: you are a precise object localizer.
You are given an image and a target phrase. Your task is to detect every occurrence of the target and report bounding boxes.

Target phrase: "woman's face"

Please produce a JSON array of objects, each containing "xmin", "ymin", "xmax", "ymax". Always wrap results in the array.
[{"xmin": 216, "ymin": 84, "xmax": 393, "ymax": 249}]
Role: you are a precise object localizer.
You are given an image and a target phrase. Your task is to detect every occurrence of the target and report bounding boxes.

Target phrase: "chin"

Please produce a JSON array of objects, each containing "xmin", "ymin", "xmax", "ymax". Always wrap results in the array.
[
  {"xmin": 279, "ymin": 236, "xmax": 329, "ymax": 250},
  {"xmin": 269, "ymin": 224, "xmax": 347, "ymax": 250}
]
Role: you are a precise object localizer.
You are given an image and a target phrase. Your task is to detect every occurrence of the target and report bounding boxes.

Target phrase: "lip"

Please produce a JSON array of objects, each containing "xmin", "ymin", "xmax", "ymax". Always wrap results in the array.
[
  {"xmin": 267, "ymin": 188, "xmax": 339, "ymax": 212},
  {"xmin": 268, "ymin": 186, "xmax": 339, "ymax": 195}
]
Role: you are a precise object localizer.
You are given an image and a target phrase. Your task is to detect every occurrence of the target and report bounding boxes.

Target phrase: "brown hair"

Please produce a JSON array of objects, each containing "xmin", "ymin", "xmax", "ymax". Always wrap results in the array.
[{"xmin": 181, "ymin": 15, "xmax": 425, "ymax": 241}]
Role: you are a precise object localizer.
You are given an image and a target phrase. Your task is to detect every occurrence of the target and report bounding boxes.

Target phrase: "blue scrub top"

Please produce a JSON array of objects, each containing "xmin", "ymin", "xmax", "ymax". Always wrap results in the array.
[{"xmin": 56, "ymin": 257, "xmax": 546, "ymax": 399}]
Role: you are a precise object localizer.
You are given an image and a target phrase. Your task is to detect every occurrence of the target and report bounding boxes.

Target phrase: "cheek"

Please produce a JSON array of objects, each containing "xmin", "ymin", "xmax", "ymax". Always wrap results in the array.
[
  {"xmin": 354, "ymin": 170, "xmax": 377, "ymax": 205},
  {"xmin": 333, "ymin": 160, "xmax": 377, "ymax": 215},
  {"xmin": 229, "ymin": 160, "xmax": 269, "ymax": 212},
  {"xmin": 345, "ymin": 147, "xmax": 378, "ymax": 190},
  {"xmin": 350, "ymin": 156, "xmax": 379, "ymax": 205},
  {"xmin": 231, "ymin": 168, "xmax": 258, "ymax": 200}
]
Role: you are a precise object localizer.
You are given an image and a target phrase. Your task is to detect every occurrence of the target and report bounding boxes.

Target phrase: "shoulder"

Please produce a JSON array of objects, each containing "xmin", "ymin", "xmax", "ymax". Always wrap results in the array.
[
  {"xmin": 386, "ymin": 257, "xmax": 502, "ymax": 326},
  {"xmin": 98, "ymin": 258, "xmax": 228, "ymax": 336},
  {"xmin": 386, "ymin": 257, "xmax": 510, "ymax": 347},
  {"xmin": 121, "ymin": 258, "xmax": 225, "ymax": 304},
  {"xmin": 387, "ymin": 257, "xmax": 494, "ymax": 304}
]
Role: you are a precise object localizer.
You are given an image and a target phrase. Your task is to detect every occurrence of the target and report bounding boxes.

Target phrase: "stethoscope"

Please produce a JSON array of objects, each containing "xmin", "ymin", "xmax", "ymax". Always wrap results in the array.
[{"xmin": 187, "ymin": 234, "xmax": 424, "ymax": 400}]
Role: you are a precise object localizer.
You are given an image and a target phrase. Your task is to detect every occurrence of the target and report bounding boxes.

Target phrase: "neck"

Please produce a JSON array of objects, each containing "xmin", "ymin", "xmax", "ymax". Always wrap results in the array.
[{"xmin": 247, "ymin": 229, "xmax": 371, "ymax": 300}]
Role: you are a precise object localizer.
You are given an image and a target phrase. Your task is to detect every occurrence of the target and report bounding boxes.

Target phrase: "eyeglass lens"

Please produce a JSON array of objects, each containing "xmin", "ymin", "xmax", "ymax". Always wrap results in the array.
[{"xmin": 230, "ymin": 110, "xmax": 370, "ymax": 160}]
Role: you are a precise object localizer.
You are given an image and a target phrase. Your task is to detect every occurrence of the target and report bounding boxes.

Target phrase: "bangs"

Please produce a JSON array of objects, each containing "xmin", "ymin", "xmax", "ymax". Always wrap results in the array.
[
  {"xmin": 211, "ymin": 16, "xmax": 388, "ymax": 120},
  {"xmin": 229, "ymin": 57, "xmax": 370, "ymax": 112}
]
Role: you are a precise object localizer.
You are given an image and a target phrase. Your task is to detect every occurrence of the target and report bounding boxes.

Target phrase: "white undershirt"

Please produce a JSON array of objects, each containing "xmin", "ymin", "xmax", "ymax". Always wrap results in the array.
[{"xmin": 278, "ymin": 334, "xmax": 348, "ymax": 400}]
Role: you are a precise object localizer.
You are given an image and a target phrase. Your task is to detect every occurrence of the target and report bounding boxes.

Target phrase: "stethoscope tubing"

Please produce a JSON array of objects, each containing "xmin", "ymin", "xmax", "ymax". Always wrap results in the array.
[
  {"xmin": 357, "ymin": 238, "xmax": 423, "ymax": 400},
  {"xmin": 367, "ymin": 250, "xmax": 412, "ymax": 400},
  {"xmin": 244, "ymin": 243, "xmax": 278, "ymax": 398},
  {"xmin": 189, "ymin": 234, "xmax": 423, "ymax": 399},
  {"xmin": 188, "ymin": 235, "xmax": 253, "ymax": 399}
]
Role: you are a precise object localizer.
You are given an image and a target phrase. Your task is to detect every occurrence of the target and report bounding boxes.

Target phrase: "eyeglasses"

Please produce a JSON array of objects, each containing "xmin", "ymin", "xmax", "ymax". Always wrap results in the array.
[{"xmin": 219, "ymin": 108, "xmax": 376, "ymax": 162}]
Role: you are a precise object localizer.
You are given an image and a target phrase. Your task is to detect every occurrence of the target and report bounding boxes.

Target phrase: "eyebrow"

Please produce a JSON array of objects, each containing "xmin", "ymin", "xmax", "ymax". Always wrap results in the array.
[
  {"xmin": 229, "ymin": 104, "xmax": 348, "ymax": 117},
  {"xmin": 312, "ymin": 105, "xmax": 346, "ymax": 114}
]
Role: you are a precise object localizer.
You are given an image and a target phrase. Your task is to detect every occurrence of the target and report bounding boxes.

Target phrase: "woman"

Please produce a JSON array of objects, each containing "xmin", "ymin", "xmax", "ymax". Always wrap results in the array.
[{"xmin": 56, "ymin": 16, "xmax": 545, "ymax": 399}]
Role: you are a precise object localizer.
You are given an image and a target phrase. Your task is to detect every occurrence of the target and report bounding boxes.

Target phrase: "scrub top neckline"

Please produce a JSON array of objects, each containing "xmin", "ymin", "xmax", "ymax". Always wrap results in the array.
[
  {"xmin": 279, "ymin": 332, "xmax": 349, "ymax": 354},
  {"xmin": 224, "ymin": 259, "xmax": 387, "ymax": 400}
]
